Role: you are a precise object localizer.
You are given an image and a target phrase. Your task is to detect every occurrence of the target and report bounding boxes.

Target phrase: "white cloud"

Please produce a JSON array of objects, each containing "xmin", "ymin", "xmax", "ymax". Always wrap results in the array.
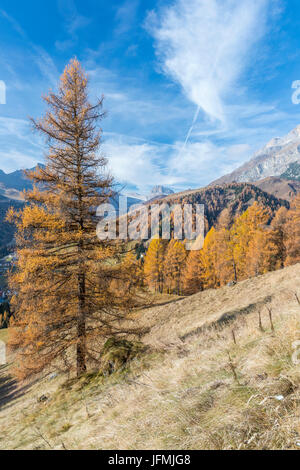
[
  {"xmin": 114, "ymin": 0, "xmax": 140, "ymax": 36},
  {"xmin": 55, "ymin": 0, "xmax": 91, "ymax": 51},
  {"xmin": 0, "ymin": 117, "xmax": 43, "ymax": 172},
  {"xmin": 0, "ymin": 149, "xmax": 40, "ymax": 173},
  {"xmin": 102, "ymin": 134, "xmax": 180, "ymax": 192},
  {"xmin": 0, "ymin": 1, "xmax": 288, "ymax": 192},
  {"xmin": 0, "ymin": 9, "xmax": 59, "ymax": 86},
  {"xmin": 168, "ymin": 140, "xmax": 252, "ymax": 185},
  {"xmin": 101, "ymin": 132, "xmax": 253, "ymax": 192},
  {"xmin": 0, "ymin": 116, "xmax": 43, "ymax": 149},
  {"xmin": 147, "ymin": 0, "xmax": 270, "ymax": 123}
]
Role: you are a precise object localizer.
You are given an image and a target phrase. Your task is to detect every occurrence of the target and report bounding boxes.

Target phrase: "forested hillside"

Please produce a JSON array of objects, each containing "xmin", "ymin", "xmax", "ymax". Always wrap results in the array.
[
  {"xmin": 150, "ymin": 182, "xmax": 289, "ymax": 230},
  {"xmin": 142, "ymin": 193, "xmax": 300, "ymax": 296},
  {"xmin": 0, "ymin": 196, "xmax": 23, "ymax": 250},
  {"xmin": 253, "ymin": 177, "xmax": 300, "ymax": 201}
]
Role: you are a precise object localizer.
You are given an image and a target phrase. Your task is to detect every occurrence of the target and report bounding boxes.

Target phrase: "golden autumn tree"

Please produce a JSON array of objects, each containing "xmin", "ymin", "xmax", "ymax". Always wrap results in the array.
[
  {"xmin": 181, "ymin": 202, "xmax": 292, "ymax": 295},
  {"xmin": 182, "ymin": 249, "xmax": 203, "ymax": 295},
  {"xmin": 214, "ymin": 227, "xmax": 238, "ymax": 286},
  {"xmin": 252, "ymin": 209, "xmax": 289, "ymax": 275},
  {"xmin": 284, "ymin": 194, "xmax": 300, "ymax": 266},
  {"xmin": 245, "ymin": 229, "xmax": 279, "ymax": 277},
  {"xmin": 143, "ymin": 239, "xmax": 166, "ymax": 293},
  {"xmin": 210, "ymin": 208, "xmax": 237, "ymax": 286},
  {"xmin": 200, "ymin": 227, "xmax": 219, "ymax": 289},
  {"xmin": 243, "ymin": 204, "xmax": 287, "ymax": 277},
  {"xmin": 230, "ymin": 202, "xmax": 270, "ymax": 280},
  {"xmin": 163, "ymin": 240, "xmax": 187, "ymax": 295},
  {"xmin": 122, "ymin": 250, "xmax": 144, "ymax": 289},
  {"xmin": 269, "ymin": 206, "xmax": 288, "ymax": 268},
  {"xmin": 7, "ymin": 59, "xmax": 144, "ymax": 379}
]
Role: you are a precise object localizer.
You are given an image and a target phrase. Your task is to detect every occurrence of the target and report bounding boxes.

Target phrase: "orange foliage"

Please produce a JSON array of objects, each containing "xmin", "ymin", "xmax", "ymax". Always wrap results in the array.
[
  {"xmin": 163, "ymin": 240, "xmax": 187, "ymax": 294},
  {"xmin": 284, "ymin": 194, "xmax": 300, "ymax": 266},
  {"xmin": 7, "ymin": 59, "xmax": 146, "ymax": 380}
]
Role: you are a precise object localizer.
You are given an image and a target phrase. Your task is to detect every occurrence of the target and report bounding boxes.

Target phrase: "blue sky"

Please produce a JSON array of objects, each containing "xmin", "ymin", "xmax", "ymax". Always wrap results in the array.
[{"xmin": 1, "ymin": 0, "xmax": 300, "ymax": 194}]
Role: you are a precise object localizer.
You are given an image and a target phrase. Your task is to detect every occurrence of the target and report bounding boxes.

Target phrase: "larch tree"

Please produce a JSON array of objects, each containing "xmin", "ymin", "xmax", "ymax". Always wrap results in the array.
[
  {"xmin": 214, "ymin": 207, "xmax": 238, "ymax": 285},
  {"xmin": 254, "ymin": 211, "xmax": 289, "ymax": 275},
  {"xmin": 245, "ymin": 229, "xmax": 273, "ymax": 277},
  {"xmin": 215, "ymin": 227, "xmax": 238, "ymax": 286},
  {"xmin": 163, "ymin": 240, "xmax": 187, "ymax": 295},
  {"xmin": 7, "ymin": 59, "xmax": 144, "ymax": 379},
  {"xmin": 284, "ymin": 194, "xmax": 300, "ymax": 266},
  {"xmin": 230, "ymin": 202, "xmax": 270, "ymax": 280},
  {"xmin": 200, "ymin": 227, "xmax": 219, "ymax": 289},
  {"xmin": 143, "ymin": 239, "xmax": 166, "ymax": 293},
  {"xmin": 270, "ymin": 206, "xmax": 288, "ymax": 268},
  {"xmin": 182, "ymin": 250, "xmax": 203, "ymax": 295}
]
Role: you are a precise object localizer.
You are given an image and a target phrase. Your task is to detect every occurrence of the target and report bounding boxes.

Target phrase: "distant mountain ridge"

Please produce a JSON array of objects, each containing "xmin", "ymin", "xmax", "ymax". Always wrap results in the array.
[
  {"xmin": 0, "ymin": 165, "xmax": 177, "ymax": 247},
  {"xmin": 254, "ymin": 177, "xmax": 300, "ymax": 201},
  {"xmin": 148, "ymin": 182, "xmax": 289, "ymax": 231},
  {"xmin": 126, "ymin": 186, "xmax": 174, "ymax": 203},
  {"xmin": 212, "ymin": 125, "xmax": 300, "ymax": 185},
  {"xmin": 0, "ymin": 165, "xmax": 44, "ymax": 201},
  {"xmin": 0, "ymin": 167, "xmax": 34, "ymax": 192},
  {"xmin": 281, "ymin": 161, "xmax": 300, "ymax": 181},
  {"xmin": 149, "ymin": 185, "xmax": 174, "ymax": 199},
  {"xmin": 0, "ymin": 196, "xmax": 23, "ymax": 251},
  {"xmin": 0, "ymin": 165, "xmax": 43, "ymax": 249},
  {"xmin": 0, "ymin": 142, "xmax": 295, "ymax": 250}
]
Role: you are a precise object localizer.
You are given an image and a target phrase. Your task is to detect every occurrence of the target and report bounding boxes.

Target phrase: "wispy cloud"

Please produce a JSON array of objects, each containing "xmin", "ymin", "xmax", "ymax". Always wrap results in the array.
[
  {"xmin": 0, "ymin": 9, "xmax": 59, "ymax": 86},
  {"xmin": 169, "ymin": 140, "xmax": 252, "ymax": 186},
  {"xmin": 0, "ymin": 1, "xmax": 291, "ymax": 191},
  {"xmin": 147, "ymin": 0, "xmax": 270, "ymax": 124},
  {"xmin": 86, "ymin": 64, "xmax": 193, "ymax": 141},
  {"xmin": 0, "ymin": 149, "xmax": 41, "ymax": 173},
  {"xmin": 102, "ymin": 132, "xmax": 253, "ymax": 193},
  {"xmin": 102, "ymin": 133, "xmax": 177, "ymax": 192},
  {"xmin": 55, "ymin": 0, "xmax": 91, "ymax": 51},
  {"xmin": 137, "ymin": 0, "xmax": 287, "ymax": 187},
  {"xmin": 114, "ymin": 0, "xmax": 140, "ymax": 36},
  {"xmin": 0, "ymin": 117, "xmax": 43, "ymax": 172},
  {"xmin": 0, "ymin": 9, "xmax": 26, "ymax": 38}
]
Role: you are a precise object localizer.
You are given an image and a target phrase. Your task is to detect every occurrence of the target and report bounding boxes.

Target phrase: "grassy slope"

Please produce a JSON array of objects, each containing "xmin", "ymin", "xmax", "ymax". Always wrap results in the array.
[
  {"xmin": 0, "ymin": 329, "xmax": 7, "ymax": 343},
  {"xmin": 0, "ymin": 264, "xmax": 299, "ymax": 450}
]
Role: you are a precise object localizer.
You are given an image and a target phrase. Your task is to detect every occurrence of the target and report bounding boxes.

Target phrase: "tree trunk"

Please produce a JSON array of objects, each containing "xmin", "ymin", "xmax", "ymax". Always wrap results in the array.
[
  {"xmin": 77, "ymin": 271, "xmax": 87, "ymax": 377},
  {"xmin": 232, "ymin": 257, "xmax": 237, "ymax": 282}
]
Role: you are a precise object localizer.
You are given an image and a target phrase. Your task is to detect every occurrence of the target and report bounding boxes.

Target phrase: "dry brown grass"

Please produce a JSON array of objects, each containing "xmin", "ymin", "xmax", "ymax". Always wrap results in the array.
[{"xmin": 0, "ymin": 264, "xmax": 299, "ymax": 450}]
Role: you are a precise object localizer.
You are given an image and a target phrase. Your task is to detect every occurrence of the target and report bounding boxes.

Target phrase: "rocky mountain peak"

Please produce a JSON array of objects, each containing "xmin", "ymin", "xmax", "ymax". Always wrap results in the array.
[{"xmin": 212, "ymin": 125, "xmax": 300, "ymax": 185}]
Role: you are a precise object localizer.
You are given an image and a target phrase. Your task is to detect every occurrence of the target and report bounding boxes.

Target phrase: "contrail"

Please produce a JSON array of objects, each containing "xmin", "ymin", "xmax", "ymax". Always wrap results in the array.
[
  {"xmin": 176, "ymin": 105, "xmax": 200, "ymax": 159},
  {"xmin": 183, "ymin": 105, "xmax": 201, "ymax": 147},
  {"xmin": 179, "ymin": 18, "xmax": 229, "ymax": 154}
]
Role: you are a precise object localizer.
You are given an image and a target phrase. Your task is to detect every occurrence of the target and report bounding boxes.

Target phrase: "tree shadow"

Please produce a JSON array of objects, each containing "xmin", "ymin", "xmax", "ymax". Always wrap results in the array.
[
  {"xmin": 141, "ymin": 296, "xmax": 186, "ymax": 310},
  {"xmin": 0, "ymin": 364, "xmax": 34, "ymax": 410}
]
